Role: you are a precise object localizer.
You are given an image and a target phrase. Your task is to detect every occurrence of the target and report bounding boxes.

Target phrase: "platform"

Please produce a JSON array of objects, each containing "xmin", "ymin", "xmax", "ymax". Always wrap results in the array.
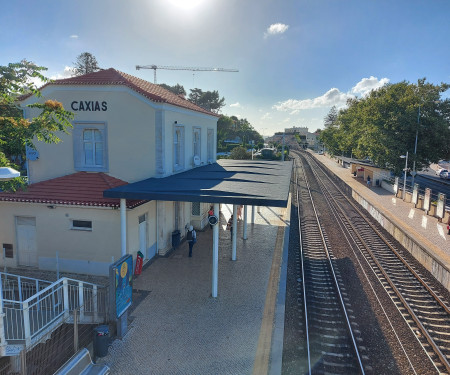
[{"xmin": 96, "ymin": 204, "xmax": 290, "ymax": 375}]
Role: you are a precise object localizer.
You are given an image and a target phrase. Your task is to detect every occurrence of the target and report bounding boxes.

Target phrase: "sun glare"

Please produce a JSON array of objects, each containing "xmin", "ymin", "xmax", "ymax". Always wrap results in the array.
[{"xmin": 168, "ymin": 0, "xmax": 204, "ymax": 9}]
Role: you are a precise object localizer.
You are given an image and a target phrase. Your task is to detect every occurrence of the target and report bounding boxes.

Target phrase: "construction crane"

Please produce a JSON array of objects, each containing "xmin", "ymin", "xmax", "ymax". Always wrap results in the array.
[{"xmin": 135, "ymin": 64, "xmax": 239, "ymax": 84}]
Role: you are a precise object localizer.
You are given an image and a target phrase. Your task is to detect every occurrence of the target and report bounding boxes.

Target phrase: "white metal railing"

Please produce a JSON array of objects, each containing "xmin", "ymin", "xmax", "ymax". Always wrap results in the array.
[
  {"xmin": 0, "ymin": 276, "xmax": 107, "ymax": 350},
  {"xmin": 0, "ymin": 272, "xmax": 52, "ymax": 303}
]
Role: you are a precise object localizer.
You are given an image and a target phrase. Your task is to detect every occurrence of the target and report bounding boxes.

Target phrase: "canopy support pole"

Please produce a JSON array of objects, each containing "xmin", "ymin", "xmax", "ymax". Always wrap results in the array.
[
  {"xmin": 120, "ymin": 199, "xmax": 127, "ymax": 257},
  {"xmin": 212, "ymin": 203, "xmax": 219, "ymax": 298},
  {"xmin": 243, "ymin": 205, "xmax": 248, "ymax": 240},
  {"xmin": 232, "ymin": 205, "xmax": 237, "ymax": 260}
]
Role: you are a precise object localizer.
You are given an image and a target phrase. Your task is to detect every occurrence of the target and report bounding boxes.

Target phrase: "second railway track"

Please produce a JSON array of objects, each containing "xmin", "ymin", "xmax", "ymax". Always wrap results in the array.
[{"xmin": 284, "ymin": 150, "xmax": 450, "ymax": 375}]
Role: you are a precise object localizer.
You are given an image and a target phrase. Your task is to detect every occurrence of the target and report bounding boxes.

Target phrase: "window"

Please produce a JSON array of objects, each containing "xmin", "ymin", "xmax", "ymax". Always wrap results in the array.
[
  {"xmin": 83, "ymin": 129, "xmax": 103, "ymax": 166},
  {"xmin": 73, "ymin": 123, "xmax": 108, "ymax": 172},
  {"xmin": 191, "ymin": 202, "xmax": 200, "ymax": 216},
  {"xmin": 193, "ymin": 128, "xmax": 201, "ymax": 159},
  {"xmin": 173, "ymin": 125, "xmax": 185, "ymax": 171},
  {"xmin": 71, "ymin": 220, "xmax": 92, "ymax": 231}
]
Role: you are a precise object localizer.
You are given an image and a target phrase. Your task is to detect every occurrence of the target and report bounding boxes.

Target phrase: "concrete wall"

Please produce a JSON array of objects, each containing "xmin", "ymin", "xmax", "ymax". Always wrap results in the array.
[{"xmin": 0, "ymin": 201, "xmax": 121, "ymax": 276}]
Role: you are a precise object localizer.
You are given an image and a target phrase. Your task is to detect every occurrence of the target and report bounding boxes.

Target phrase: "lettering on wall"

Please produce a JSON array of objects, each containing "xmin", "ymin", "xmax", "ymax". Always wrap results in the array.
[{"xmin": 71, "ymin": 101, "xmax": 107, "ymax": 111}]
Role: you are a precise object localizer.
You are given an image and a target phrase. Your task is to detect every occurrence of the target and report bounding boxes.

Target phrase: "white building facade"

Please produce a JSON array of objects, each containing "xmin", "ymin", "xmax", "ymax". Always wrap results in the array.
[{"xmin": 0, "ymin": 69, "xmax": 218, "ymax": 276}]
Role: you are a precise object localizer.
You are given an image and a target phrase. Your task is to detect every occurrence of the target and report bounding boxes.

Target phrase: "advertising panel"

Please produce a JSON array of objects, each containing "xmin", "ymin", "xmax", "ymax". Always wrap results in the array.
[{"xmin": 109, "ymin": 254, "xmax": 133, "ymax": 319}]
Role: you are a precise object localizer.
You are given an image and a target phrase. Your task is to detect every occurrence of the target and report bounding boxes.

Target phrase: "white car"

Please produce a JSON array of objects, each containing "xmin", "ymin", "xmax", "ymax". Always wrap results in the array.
[
  {"xmin": 435, "ymin": 168, "xmax": 447, "ymax": 176},
  {"xmin": 439, "ymin": 170, "xmax": 449, "ymax": 179}
]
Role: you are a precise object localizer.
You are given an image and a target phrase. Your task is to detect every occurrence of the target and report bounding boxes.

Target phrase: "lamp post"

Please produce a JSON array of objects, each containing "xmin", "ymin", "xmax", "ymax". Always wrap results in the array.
[
  {"xmin": 400, "ymin": 152, "xmax": 408, "ymax": 200},
  {"xmin": 411, "ymin": 100, "xmax": 440, "ymax": 187}
]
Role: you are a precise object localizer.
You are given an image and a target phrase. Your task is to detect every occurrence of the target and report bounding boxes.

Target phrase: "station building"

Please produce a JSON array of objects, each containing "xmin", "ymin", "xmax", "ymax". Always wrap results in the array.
[{"xmin": 0, "ymin": 68, "xmax": 219, "ymax": 276}]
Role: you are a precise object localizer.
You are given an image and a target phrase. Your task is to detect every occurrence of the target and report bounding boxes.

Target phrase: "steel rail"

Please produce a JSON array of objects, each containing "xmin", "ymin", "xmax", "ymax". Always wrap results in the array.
[
  {"xmin": 296, "ymin": 156, "xmax": 366, "ymax": 375},
  {"xmin": 302, "ymin": 151, "xmax": 450, "ymax": 373},
  {"xmin": 295, "ymin": 158, "xmax": 312, "ymax": 374}
]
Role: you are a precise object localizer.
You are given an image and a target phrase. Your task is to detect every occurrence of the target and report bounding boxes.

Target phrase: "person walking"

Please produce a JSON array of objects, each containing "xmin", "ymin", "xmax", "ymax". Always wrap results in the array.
[
  {"xmin": 227, "ymin": 215, "xmax": 234, "ymax": 240},
  {"xmin": 367, "ymin": 176, "xmax": 371, "ymax": 188},
  {"xmin": 186, "ymin": 225, "xmax": 197, "ymax": 257}
]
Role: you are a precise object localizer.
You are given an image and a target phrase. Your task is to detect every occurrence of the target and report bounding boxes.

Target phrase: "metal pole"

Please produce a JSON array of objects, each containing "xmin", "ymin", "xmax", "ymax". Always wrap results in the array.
[
  {"xmin": 73, "ymin": 309, "xmax": 79, "ymax": 353},
  {"xmin": 231, "ymin": 205, "xmax": 237, "ymax": 260},
  {"xmin": 212, "ymin": 203, "xmax": 219, "ymax": 298},
  {"xmin": 243, "ymin": 205, "xmax": 248, "ymax": 240},
  {"xmin": 411, "ymin": 105, "xmax": 420, "ymax": 187},
  {"xmin": 251, "ymin": 205, "xmax": 255, "ymax": 224},
  {"xmin": 120, "ymin": 199, "xmax": 127, "ymax": 256},
  {"xmin": 403, "ymin": 151, "xmax": 408, "ymax": 200}
]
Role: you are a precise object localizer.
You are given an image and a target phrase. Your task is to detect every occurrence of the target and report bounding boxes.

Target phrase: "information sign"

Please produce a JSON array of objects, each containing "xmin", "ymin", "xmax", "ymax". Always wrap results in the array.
[{"xmin": 109, "ymin": 254, "xmax": 133, "ymax": 319}]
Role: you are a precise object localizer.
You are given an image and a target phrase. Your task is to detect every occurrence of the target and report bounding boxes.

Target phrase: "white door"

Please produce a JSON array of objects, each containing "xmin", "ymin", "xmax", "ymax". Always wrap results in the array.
[
  {"xmin": 138, "ymin": 214, "xmax": 147, "ymax": 259},
  {"xmin": 16, "ymin": 217, "xmax": 38, "ymax": 267}
]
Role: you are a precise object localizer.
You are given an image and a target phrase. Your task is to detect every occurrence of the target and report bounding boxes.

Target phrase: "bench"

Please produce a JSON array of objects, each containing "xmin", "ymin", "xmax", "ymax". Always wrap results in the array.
[{"xmin": 54, "ymin": 348, "xmax": 110, "ymax": 375}]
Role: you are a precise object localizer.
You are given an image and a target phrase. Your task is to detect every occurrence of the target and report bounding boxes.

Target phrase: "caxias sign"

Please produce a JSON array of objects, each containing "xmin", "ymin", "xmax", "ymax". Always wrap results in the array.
[{"xmin": 71, "ymin": 101, "xmax": 107, "ymax": 111}]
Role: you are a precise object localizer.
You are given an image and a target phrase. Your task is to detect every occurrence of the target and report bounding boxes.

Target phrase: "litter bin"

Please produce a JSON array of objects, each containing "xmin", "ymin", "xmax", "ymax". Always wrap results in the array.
[
  {"xmin": 172, "ymin": 230, "xmax": 181, "ymax": 249},
  {"xmin": 93, "ymin": 325, "xmax": 109, "ymax": 358}
]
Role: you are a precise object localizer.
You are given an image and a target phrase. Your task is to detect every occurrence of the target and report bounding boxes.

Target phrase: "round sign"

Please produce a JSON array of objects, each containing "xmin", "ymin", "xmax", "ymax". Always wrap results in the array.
[{"xmin": 208, "ymin": 215, "xmax": 218, "ymax": 226}]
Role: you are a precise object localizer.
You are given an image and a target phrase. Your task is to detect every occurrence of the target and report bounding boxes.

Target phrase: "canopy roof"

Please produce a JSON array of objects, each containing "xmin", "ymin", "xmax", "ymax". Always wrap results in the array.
[{"xmin": 104, "ymin": 159, "xmax": 293, "ymax": 207}]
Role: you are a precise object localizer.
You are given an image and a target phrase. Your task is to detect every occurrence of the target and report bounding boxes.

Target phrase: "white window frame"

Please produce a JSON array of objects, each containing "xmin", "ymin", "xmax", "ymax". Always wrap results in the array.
[
  {"xmin": 71, "ymin": 220, "xmax": 93, "ymax": 231},
  {"xmin": 73, "ymin": 122, "xmax": 108, "ymax": 172},
  {"xmin": 173, "ymin": 125, "xmax": 185, "ymax": 172}
]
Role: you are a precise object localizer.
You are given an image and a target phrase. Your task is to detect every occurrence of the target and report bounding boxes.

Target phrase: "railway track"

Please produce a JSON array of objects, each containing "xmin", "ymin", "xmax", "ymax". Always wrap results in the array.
[
  {"xmin": 290, "ymin": 150, "xmax": 450, "ymax": 374},
  {"xmin": 294, "ymin": 155, "xmax": 365, "ymax": 374}
]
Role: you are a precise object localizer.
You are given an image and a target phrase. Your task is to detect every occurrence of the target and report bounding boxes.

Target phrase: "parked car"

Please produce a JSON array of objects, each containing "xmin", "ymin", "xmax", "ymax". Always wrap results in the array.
[
  {"xmin": 439, "ymin": 170, "xmax": 449, "ymax": 179},
  {"xmin": 435, "ymin": 168, "xmax": 447, "ymax": 176}
]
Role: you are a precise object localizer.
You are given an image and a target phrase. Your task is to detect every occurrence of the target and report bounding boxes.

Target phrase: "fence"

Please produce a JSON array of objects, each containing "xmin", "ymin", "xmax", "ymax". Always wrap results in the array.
[{"xmin": 1, "ymin": 274, "xmax": 108, "ymax": 351}]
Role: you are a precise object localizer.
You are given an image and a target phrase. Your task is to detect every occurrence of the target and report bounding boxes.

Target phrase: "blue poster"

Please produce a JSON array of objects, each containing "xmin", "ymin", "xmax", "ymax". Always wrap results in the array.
[{"xmin": 114, "ymin": 255, "xmax": 133, "ymax": 318}]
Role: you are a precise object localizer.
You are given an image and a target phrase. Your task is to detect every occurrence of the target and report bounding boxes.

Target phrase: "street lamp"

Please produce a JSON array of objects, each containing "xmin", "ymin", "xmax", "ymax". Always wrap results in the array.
[
  {"xmin": 400, "ymin": 152, "xmax": 408, "ymax": 200},
  {"xmin": 411, "ymin": 100, "xmax": 440, "ymax": 187}
]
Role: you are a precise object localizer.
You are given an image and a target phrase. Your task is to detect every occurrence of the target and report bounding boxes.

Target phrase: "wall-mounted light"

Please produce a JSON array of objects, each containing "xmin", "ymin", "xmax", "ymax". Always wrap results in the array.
[{"xmin": 174, "ymin": 121, "xmax": 177, "ymax": 124}]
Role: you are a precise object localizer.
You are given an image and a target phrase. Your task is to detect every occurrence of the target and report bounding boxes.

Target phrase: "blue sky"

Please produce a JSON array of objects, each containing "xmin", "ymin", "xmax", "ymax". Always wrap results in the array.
[{"xmin": 2, "ymin": 0, "xmax": 449, "ymax": 136}]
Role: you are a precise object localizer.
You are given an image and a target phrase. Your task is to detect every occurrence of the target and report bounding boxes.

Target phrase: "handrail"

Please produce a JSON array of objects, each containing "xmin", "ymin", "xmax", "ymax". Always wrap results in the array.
[{"xmin": 22, "ymin": 277, "xmax": 105, "ymax": 304}]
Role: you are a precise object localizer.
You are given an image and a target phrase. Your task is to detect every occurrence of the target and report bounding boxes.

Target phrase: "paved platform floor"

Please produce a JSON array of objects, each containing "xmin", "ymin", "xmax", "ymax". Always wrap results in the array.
[{"xmin": 97, "ymin": 204, "xmax": 289, "ymax": 375}]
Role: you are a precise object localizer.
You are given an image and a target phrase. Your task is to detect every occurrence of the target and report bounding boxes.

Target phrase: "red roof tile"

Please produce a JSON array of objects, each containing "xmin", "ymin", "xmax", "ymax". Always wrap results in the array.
[
  {"xmin": 23, "ymin": 68, "xmax": 220, "ymax": 117},
  {"xmin": 0, "ymin": 172, "xmax": 145, "ymax": 208}
]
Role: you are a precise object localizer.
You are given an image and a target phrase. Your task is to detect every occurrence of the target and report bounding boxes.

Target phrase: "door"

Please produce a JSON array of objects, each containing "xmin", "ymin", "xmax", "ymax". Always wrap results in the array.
[
  {"xmin": 138, "ymin": 214, "xmax": 148, "ymax": 259},
  {"xmin": 16, "ymin": 217, "xmax": 37, "ymax": 267}
]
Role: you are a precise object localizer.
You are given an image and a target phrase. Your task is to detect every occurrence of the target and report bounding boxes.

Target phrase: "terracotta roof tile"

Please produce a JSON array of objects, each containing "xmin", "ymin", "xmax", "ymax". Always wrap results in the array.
[
  {"xmin": 0, "ymin": 172, "xmax": 145, "ymax": 208},
  {"xmin": 23, "ymin": 68, "xmax": 220, "ymax": 117}
]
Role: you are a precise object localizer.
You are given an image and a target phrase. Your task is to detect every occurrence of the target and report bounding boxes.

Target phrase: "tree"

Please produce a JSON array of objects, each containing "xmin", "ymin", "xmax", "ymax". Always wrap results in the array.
[
  {"xmin": 230, "ymin": 146, "xmax": 251, "ymax": 160},
  {"xmin": 0, "ymin": 60, "xmax": 73, "ymax": 190},
  {"xmin": 320, "ymin": 79, "xmax": 450, "ymax": 174},
  {"xmin": 73, "ymin": 52, "xmax": 101, "ymax": 76},
  {"xmin": 188, "ymin": 88, "xmax": 225, "ymax": 113},
  {"xmin": 159, "ymin": 83, "xmax": 186, "ymax": 96},
  {"xmin": 324, "ymin": 106, "xmax": 338, "ymax": 128}
]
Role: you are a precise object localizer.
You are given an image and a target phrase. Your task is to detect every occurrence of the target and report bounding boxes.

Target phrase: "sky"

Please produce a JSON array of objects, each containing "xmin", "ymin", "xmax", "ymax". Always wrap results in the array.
[{"xmin": 1, "ymin": 0, "xmax": 449, "ymax": 136}]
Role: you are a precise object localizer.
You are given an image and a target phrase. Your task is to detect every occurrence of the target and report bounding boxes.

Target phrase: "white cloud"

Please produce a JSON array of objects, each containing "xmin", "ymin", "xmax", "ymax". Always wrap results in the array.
[
  {"xmin": 50, "ymin": 66, "xmax": 76, "ymax": 80},
  {"xmin": 273, "ymin": 88, "xmax": 353, "ymax": 111},
  {"xmin": 70, "ymin": 35, "xmax": 79, "ymax": 39},
  {"xmin": 230, "ymin": 102, "xmax": 242, "ymax": 108},
  {"xmin": 261, "ymin": 112, "xmax": 272, "ymax": 120},
  {"xmin": 351, "ymin": 76, "xmax": 389, "ymax": 96},
  {"xmin": 264, "ymin": 23, "xmax": 289, "ymax": 38},
  {"xmin": 273, "ymin": 75, "xmax": 390, "ymax": 112}
]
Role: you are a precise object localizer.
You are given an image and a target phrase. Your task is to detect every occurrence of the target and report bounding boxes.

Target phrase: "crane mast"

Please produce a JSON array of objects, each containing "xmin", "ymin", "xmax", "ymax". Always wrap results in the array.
[{"xmin": 136, "ymin": 64, "xmax": 239, "ymax": 84}]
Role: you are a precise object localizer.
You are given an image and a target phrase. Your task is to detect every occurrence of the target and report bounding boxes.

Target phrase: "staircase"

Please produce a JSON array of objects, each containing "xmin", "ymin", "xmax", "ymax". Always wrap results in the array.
[{"xmin": 0, "ymin": 272, "xmax": 108, "ymax": 357}]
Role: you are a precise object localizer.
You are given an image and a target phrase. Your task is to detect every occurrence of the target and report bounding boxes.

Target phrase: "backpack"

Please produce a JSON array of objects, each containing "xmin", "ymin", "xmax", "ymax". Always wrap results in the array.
[{"xmin": 187, "ymin": 230, "xmax": 193, "ymax": 241}]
